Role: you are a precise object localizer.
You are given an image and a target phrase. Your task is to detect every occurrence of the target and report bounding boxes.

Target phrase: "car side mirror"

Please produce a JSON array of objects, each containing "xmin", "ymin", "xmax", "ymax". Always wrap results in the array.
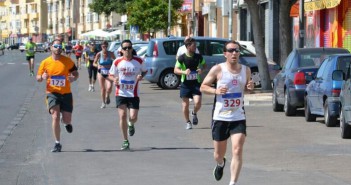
[{"xmin": 332, "ymin": 70, "xmax": 344, "ymax": 81}]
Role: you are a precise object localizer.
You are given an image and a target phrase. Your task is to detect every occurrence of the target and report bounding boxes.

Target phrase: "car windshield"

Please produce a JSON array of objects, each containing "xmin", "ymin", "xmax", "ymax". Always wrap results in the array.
[{"xmin": 299, "ymin": 50, "xmax": 346, "ymax": 68}]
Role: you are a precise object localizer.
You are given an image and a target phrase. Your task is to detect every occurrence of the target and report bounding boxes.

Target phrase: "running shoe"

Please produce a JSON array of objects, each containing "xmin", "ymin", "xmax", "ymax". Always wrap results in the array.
[
  {"xmin": 100, "ymin": 103, "xmax": 106, "ymax": 109},
  {"xmin": 91, "ymin": 86, "xmax": 95, "ymax": 92},
  {"xmin": 51, "ymin": 143, "xmax": 62, "ymax": 152},
  {"xmin": 213, "ymin": 157, "xmax": 226, "ymax": 181},
  {"xmin": 106, "ymin": 95, "xmax": 110, "ymax": 105},
  {"xmin": 192, "ymin": 111, "xmax": 198, "ymax": 125},
  {"xmin": 186, "ymin": 121, "xmax": 192, "ymax": 130},
  {"xmin": 128, "ymin": 124, "xmax": 135, "ymax": 136},
  {"xmin": 121, "ymin": 140, "xmax": 130, "ymax": 150},
  {"xmin": 88, "ymin": 85, "xmax": 92, "ymax": 92},
  {"xmin": 65, "ymin": 124, "xmax": 73, "ymax": 133}
]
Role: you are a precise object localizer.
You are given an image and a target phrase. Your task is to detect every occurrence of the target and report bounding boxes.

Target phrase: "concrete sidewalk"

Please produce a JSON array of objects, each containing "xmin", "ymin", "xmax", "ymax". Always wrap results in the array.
[{"xmin": 244, "ymin": 89, "xmax": 272, "ymax": 106}]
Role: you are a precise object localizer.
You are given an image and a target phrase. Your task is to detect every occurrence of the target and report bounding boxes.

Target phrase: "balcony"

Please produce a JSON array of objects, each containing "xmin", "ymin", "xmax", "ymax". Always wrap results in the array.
[
  {"xmin": 21, "ymin": 28, "xmax": 29, "ymax": 34},
  {"xmin": 29, "ymin": 12, "xmax": 39, "ymax": 19},
  {"xmin": 21, "ymin": 14, "xmax": 29, "ymax": 19}
]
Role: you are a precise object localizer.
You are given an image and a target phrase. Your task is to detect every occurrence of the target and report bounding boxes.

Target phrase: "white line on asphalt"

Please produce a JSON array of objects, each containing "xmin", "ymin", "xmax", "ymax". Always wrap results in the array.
[{"xmin": 7, "ymin": 63, "xmax": 15, "ymax": 64}]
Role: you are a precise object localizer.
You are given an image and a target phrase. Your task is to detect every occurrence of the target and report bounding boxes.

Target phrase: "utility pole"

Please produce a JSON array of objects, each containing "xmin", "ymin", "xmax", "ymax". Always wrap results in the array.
[
  {"xmin": 192, "ymin": 0, "xmax": 196, "ymax": 36},
  {"xmin": 228, "ymin": 0, "xmax": 233, "ymax": 39},
  {"xmin": 168, "ymin": 0, "xmax": 171, "ymax": 36},
  {"xmin": 299, "ymin": 0, "xmax": 305, "ymax": 48}
]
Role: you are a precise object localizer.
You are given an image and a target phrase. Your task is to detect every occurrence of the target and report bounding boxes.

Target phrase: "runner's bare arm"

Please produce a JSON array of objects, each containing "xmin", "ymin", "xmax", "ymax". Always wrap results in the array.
[
  {"xmin": 245, "ymin": 67, "xmax": 254, "ymax": 91},
  {"xmin": 200, "ymin": 65, "xmax": 221, "ymax": 95}
]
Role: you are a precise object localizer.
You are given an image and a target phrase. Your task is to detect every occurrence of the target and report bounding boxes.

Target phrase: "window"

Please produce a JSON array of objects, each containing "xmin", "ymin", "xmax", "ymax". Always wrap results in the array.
[
  {"xmin": 93, "ymin": 13, "xmax": 99, "ymax": 23},
  {"xmin": 316, "ymin": 59, "xmax": 327, "ymax": 79},
  {"xmin": 283, "ymin": 51, "xmax": 295, "ymax": 70},
  {"xmin": 65, "ymin": 16, "xmax": 70, "ymax": 27},
  {"xmin": 209, "ymin": 41, "xmax": 225, "ymax": 56},
  {"xmin": 65, "ymin": 0, "xmax": 71, "ymax": 9},
  {"xmin": 337, "ymin": 56, "xmax": 351, "ymax": 76},
  {"xmin": 163, "ymin": 41, "xmax": 181, "ymax": 55},
  {"xmin": 86, "ymin": 12, "xmax": 92, "ymax": 23}
]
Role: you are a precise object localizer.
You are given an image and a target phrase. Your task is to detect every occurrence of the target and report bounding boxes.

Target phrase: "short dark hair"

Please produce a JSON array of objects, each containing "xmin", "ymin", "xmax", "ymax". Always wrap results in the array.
[
  {"xmin": 102, "ymin": 41, "xmax": 108, "ymax": 46},
  {"xmin": 184, "ymin": 37, "xmax": 195, "ymax": 47},
  {"xmin": 223, "ymin": 41, "xmax": 241, "ymax": 52},
  {"xmin": 51, "ymin": 39, "xmax": 62, "ymax": 45},
  {"xmin": 121, "ymin": 39, "xmax": 132, "ymax": 46}
]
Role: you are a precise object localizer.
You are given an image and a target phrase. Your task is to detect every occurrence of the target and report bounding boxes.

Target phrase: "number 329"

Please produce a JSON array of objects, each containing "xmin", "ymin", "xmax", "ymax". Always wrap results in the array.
[{"xmin": 224, "ymin": 99, "xmax": 241, "ymax": 107}]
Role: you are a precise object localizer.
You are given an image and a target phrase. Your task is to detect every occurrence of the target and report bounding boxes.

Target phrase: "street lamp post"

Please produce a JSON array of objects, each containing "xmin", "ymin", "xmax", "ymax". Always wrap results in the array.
[{"xmin": 299, "ymin": 0, "xmax": 305, "ymax": 48}]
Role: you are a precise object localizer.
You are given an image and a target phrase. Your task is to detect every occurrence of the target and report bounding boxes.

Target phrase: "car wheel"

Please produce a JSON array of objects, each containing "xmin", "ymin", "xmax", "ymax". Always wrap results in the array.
[
  {"xmin": 340, "ymin": 110, "xmax": 351, "ymax": 139},
  {"xmin": 304, "ymin": 96, "xmax": 316, "ymax": 122},
  {"xmin": 272, "ymin": 87, "xmax": 283, "ymax": 112},
  {"xmin": 324, "ymin": 102, "xmax": 337, "ymax": 127},
  {"xmin": 160, "ymin": 70, "xmax": 180, "ymax": 89},
  {"xmin": 284, "ymin": 90, "xmax": 296, "ymax": 116},
  {"xmin": 250, "ymin": 68, "xmax": 261, "ymax": 88}
]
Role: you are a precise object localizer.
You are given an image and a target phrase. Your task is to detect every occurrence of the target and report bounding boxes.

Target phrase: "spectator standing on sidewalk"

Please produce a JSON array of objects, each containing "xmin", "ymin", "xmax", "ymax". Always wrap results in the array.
[
  {"xmin": 200, "ymin": 40, "xmax": 254, "ymax": 185},
  {"xmin": 108, "ymin": 39, "xmax": 147, "ymax": 150},
  {"xmin": 25, "ymin": 37, "xmax": 37, "ymax": 76},
  {"xmin": 93, "ymin": 41, "xmax": 115, "ymax": 108},
  {"xmin": 174, "ymin": 37, "xmax": 206, "ymax": 130},
  {"xmin": 36, "ymin": 39, "xmax": 79, "ymax": 152}
]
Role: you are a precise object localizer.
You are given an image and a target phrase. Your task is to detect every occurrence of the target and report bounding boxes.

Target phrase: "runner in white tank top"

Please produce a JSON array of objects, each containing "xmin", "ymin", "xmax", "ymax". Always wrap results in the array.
[
  {"xmin": 213, "ymin": 63, "xmax": 247, "ymax": 121},
  {"xmin": 200, "ymin": 41, "xmax": 254, "ymax": 185}
]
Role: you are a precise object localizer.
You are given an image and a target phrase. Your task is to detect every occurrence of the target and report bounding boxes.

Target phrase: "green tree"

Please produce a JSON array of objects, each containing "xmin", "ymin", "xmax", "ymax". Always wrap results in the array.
[
  {"xmin": 126, "ymin": 0, "xmax": 183, "ymax": 36},
  {"xmin": 89, "ymin": 0, "xmax": 133, "ymax": 16}
]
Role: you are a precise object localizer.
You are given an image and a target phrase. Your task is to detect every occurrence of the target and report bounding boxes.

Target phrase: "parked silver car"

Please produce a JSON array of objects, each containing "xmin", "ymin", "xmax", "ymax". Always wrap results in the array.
[{"xmin": 144, "ymin": 36, "xmax": 277, "ymax": 89}]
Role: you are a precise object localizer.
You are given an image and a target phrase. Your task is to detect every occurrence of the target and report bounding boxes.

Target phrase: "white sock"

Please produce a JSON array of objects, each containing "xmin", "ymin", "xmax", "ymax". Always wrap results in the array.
[
  {"xmin": 218, "ymin": 161, "xmax": 225, "ymax": 167},
  {"xmin": 229, "ymin": 181, "xmax": 236, "ymax": 185},
  {"xmin": 55, "ymin": 141, "xmax": 60, "ymax": 144}
]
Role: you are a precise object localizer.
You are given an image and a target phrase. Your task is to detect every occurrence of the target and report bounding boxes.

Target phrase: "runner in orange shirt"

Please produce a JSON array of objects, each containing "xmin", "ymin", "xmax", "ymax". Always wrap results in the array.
[{"xmin": 36, "ymin": 39, "xmax": 79, "ymax": 152}]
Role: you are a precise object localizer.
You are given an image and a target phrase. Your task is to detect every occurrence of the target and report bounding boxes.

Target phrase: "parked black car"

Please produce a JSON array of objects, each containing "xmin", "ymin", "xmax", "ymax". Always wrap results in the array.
[
  {"xmin": 272, "ymin": 47, "xmax": 349, "ymax": 116},
  {"xmin": 304, "ymin": 54, "xmax": 351, "ymax": 126},
  {"xmin": 7, "ymin": 43, "xmax": 21, "ymax": 50}
]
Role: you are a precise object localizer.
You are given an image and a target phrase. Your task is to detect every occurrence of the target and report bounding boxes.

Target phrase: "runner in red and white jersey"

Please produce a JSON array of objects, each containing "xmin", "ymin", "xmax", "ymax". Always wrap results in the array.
[
  {"xmin": 108, "ymin": 39, "xmax": 147, "ymax": 150},
  {"xmin": 109, "ymin": 56, "xmax": 146, "ymax": 97}
]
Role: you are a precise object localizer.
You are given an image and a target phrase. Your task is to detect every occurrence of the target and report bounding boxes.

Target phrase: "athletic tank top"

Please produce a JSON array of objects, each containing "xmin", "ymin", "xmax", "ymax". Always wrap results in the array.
[
  {"xmin": 213, "ymin": 63, "xmax": 247, "ymax": 121},
  {"xmin": 99, "ymin": 51, "xmax": 113, "ymax": 66}
]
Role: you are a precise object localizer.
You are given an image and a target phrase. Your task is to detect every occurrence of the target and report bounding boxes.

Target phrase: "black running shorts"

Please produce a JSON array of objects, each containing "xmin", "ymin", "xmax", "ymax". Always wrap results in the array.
[
  {"xmin": 46, "ymin": 93, "xmax": 73, "ymax": 113},
  {"xmin": 179, "ymin": 82, "xmax": 202, "ymax": 98},
  {"xmin": 115, "ymin": 96, "xmax": 140, "ymax": 109},
  {"xmin": 26, "ymin": 56, "xmax": 35, "ymax": 61},
  {"xmin": 212, "ymin": 120, "xmax": 246, "ymax": 141}
]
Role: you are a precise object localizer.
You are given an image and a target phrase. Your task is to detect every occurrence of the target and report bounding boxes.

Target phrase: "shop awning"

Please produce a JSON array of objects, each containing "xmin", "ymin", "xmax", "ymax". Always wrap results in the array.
[
  {"xmin": 305, "ymin": 0, "xmax": 341, "ymax": 12},
  {"xmin": 290, "ymin": 2, "xmax": 299, "ymax": 17},
  {"xmin": 324, "ymin": 0, "xmax": 341, "ymax": 9}
]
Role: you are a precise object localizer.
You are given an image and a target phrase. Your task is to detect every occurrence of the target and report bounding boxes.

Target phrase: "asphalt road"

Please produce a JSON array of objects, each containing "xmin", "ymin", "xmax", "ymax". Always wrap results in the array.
[{"xmin": 0, "ymin": 50, "xmax": 351, "ymax": 185}]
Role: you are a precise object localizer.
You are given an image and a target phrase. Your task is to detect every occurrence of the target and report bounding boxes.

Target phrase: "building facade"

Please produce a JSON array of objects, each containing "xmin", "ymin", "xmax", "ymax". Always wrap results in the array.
[
  {"xmin": 292, "ymin": 0, "xmax": 351, "ymax": 52},
  {"xmin": 0, "ymin": 0, "xmax": 47, "ymax": 44},
  {"xmin": 0, "ymin": 0, "xmax": 121, "ymax": 45}
]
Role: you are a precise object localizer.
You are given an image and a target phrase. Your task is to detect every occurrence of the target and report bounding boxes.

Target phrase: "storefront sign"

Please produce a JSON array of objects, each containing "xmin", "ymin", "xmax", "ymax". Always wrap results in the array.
[{"xmin": 305, "ymin": 0, "xmax": 341, "ymax": 12}]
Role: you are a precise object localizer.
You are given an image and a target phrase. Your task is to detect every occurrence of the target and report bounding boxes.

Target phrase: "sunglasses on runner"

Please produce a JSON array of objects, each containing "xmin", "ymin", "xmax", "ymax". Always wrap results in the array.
[
  {"xmin": 226, "ymin": 48, "xmax": 240, "ymax": 53},
  {"xmin": 52, "ymin": 44, "xmax": 62, "ymax": 49},
  {"xmin": 122, "ymin": 46, "xmax": 133, "ymax": 51}
]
